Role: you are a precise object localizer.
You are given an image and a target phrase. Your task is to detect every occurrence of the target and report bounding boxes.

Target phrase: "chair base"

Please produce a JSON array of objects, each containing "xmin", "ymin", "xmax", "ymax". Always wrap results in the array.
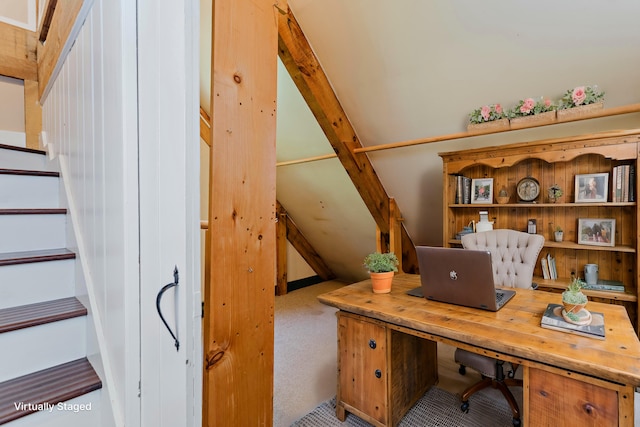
[{"xmin": 459, "ymin": 375, "xmax": 522, "ymax": 426}]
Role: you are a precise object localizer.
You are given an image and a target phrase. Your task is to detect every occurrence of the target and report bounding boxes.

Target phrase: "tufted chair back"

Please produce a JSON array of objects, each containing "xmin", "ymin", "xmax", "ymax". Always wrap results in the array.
[{"xmin": 461, "ymin": 229, "xmax": 545, "ymax": 289}]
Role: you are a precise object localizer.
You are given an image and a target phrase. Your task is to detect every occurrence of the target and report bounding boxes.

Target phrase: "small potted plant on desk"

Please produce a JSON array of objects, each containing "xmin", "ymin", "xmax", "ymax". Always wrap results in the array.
[
  {"xmin": 562, "ymin": 276, "xmax": 590, "ymax": 324},
  {"xmin": 363, "ymin": 252, "xmax": 399, "ymax": 294}
]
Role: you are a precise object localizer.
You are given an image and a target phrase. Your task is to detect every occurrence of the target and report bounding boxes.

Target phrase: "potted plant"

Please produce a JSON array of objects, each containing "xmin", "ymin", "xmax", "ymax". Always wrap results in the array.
[
  {"xmin": 363, "ymin": 252, "xmax": 399, "ymax": 294},
  {"xmin": 562, "ymin": 276, "xmax": 588, "ymax": 321},
  {"xmin": 557, "ymin": 85, "xmax": 605, "ymax": 121},
  {"xmin": 467, "ymin": 103, "xmax": 509, "ymax": 132},
  {"xmin": 554, "ymin": 226, "xmax": 564, "ymax": 242},
  {"xmin": 548, "ymin": 184, "xmax": 563, "ymax": 203},
  {"xmin": 507, "ymin": 97, "xmax": 557, "ymax": 129}
]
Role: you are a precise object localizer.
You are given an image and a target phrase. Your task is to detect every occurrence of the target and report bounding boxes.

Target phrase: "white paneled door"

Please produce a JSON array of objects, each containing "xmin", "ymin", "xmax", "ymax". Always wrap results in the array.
[{"xmin": 137, "ymin": 0, "xmax": 201, "ymax": 427}]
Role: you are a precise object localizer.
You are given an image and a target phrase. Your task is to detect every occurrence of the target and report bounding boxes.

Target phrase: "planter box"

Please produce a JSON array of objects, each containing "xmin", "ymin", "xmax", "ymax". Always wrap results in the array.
[
  {"xmin": 557, "ymin": 102, "xmax": 604, "ymax": 122},
  {"xmin": 509, "ymin": 111, "xmax": 557, "ymax": 129},
  {"xmin": 467, "ymin": 118, "xmax": 510, "ymax": 133}
]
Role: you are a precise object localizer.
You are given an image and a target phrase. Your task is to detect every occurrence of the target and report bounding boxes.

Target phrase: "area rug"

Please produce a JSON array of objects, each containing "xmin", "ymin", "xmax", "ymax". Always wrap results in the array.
[{"xmin": 290, "ymin": 387, "xmax": 515, "ymax": 427}]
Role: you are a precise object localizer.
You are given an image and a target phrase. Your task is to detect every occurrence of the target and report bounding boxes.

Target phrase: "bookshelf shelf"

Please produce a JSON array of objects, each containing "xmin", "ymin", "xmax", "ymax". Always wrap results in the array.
[{"xmin": 440, "ymin": 130, "xmax": 640, "ymax": 335}]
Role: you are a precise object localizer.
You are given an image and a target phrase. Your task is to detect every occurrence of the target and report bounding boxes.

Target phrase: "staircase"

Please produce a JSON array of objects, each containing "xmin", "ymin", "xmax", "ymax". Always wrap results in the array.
[{"xmin": 0, "ymin": 143, "xmax": 102, "ymax": 426}]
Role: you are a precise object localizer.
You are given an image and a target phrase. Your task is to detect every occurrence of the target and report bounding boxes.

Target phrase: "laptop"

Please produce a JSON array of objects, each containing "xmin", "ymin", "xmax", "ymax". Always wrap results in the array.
[{"xmin": 408, "ymin": 246, "xmax": 516, "ymax": 311}]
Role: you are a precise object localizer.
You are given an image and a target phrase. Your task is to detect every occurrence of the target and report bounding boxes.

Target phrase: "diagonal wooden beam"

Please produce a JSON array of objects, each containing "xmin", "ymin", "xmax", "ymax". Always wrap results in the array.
[
  {"xmin": 0, "ymin": 22, "xmax": 37, "ymax": 80},
  {"xmin": 277, "ymin": 7, "xmax": 417, "ymax": 272}
]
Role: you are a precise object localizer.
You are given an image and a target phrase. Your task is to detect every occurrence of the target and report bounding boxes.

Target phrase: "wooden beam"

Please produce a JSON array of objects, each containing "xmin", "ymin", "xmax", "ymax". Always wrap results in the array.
[
  {"xmin": 0, "ymin": 22, "xmax": 37, "ymax": 80},
  {"xmin": 276, "ymin": 202, "xmax": 288, "ymax": 295},
  {"xmin": 37, "ymin": 0, "xmax": 84, "ymax": 99},
  {"xmin": 24, "ymin": 80, "xmax": 42, "ymax": 150},
  {"xmin": 277, "ymin": 7, "xmax": 418, "ymax": 273},
  {"xmin": 203, "ymin": 0, "xmax": 278, "ymax": 425}
]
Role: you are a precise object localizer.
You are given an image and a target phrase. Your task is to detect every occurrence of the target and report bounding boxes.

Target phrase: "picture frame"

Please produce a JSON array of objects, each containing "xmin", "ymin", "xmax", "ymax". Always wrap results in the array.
[
  {"xmin": 578, "ymin": 218, "xmax": 615, "ymax": 247},
  {"xmin": 575, "ymin": 173, "xmax": 609, "ymax": 203},
  {"xmin": 471, "ymin": 178, "xmax": 493, "ymax": 204}
]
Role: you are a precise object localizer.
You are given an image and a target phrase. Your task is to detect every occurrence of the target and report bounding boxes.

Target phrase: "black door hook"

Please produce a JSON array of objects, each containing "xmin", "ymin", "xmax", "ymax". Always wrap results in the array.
[{"xmin": 156, "ymin": 266, "xmax": 180, "ymax": 351}]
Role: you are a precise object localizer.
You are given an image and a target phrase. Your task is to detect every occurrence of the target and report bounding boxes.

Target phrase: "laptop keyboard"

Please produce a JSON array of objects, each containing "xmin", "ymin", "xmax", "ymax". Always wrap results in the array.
[{"xmin": 495, "ymin": 291, "xmax": 505, "ymax": 305}]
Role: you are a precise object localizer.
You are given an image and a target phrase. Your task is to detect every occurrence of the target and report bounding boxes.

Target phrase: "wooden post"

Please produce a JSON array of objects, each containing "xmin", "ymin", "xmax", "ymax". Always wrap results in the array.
[
  {"xmin": 24, "ymin": 80, "xmax": 42, "ymax": 150},
  {"xmin": 389, "ymin": 198, "xmax": 404, "ymax": 273},
  {"xmin": 203, "ymin": 0, "xmax": 279, "ymax": 425}
]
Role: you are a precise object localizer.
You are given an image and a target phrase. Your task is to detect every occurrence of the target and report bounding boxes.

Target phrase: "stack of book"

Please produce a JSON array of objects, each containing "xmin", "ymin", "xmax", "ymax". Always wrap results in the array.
[
  {"xmin": 454, "ymin": 175, "xmax": 472, "ymax": 204},
  {"xmin": 612, "ymin": 164, "xmax": 635, "ymax": 202},
  {"xmin": 540, "ymin": 253, "xmax": 557, "ymax": 280},
  {"xmin": 540, "ymin": 303, "xmax": 605, "ymax": 340}
]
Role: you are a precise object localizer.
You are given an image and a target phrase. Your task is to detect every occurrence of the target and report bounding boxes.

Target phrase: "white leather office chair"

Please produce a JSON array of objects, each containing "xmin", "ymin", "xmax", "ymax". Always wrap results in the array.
[{"xmin": 455, "ymin": 229, "xmax": 545, "ymax": 426}]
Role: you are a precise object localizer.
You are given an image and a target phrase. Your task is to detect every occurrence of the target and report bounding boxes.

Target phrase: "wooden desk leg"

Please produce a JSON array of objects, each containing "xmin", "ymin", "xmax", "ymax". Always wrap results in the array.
[{"xmin": 336, "ymin": 402, "xmax": 346, "ymax": 421}]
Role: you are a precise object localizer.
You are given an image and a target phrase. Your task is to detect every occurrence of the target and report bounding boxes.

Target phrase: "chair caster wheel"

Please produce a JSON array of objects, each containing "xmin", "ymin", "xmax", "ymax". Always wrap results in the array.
[
  {"xmin": 458, "ymin": 365, "xmax": 466, "ymax": 375},
  {"xmin": 460, "ymin": 401, "xmax": 469, "ymax": 413},
  {"xmin": 512, "ymin": 418, "xmax": 521, "ymax": 426}
]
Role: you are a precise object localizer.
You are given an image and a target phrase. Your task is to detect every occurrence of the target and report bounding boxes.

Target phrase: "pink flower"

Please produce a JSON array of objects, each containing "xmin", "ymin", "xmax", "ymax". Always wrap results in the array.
[
  {"xmin": 544, "ymin": 98, "xmax": 551, "ymax": 107},
  {"xmin": 572, "ymin": 87, "xmax": 586, "ymax": 106},
  {"xmin": 481, "ymin": 105, "xmax": 490, "ymax": 121},
  {"xmin": 520, "ymin": 98, "xmax": 535, "ymax": 114},
  {"xmin": 495, "ymin": 104, "xmax": 503, "ymax": 115}
]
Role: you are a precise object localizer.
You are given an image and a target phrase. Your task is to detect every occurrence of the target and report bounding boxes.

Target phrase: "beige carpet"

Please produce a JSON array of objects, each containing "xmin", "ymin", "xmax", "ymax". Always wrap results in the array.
[{"xmin": 274, "ymin": 281, "xmax": 522, "ymax": 427}]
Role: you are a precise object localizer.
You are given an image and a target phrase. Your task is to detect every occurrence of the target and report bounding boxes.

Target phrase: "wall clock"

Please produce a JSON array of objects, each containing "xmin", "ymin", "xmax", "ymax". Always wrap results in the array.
[{"xmin": 517, "ymin": 177, "xmax": 540, "ymax": 202}]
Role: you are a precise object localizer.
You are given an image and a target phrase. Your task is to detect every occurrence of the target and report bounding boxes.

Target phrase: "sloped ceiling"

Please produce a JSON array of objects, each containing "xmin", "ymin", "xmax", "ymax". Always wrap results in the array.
[{"xmin": 201, "ymin": 0, "xmax": 640, "ymax": 283}]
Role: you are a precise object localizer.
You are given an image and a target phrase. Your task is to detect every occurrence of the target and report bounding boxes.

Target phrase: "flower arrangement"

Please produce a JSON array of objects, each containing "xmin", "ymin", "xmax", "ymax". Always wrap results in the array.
[
  {"xmin": 508, "ymin": 97, "xmax": 555, "ymax": 118},
  {"xmin": 558, "ymin": 85, "xmax": 604, "ymax": 110},
  {"xmin": 469, "ymin": 104, "xmax": 506, "ymax": 124}
]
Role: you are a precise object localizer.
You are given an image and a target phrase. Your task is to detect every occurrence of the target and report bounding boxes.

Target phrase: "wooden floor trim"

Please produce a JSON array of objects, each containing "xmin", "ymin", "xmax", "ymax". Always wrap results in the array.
[
  {"xmin": 0, "ymin": 249, "xmax": 76, "ymax": 266},
  {"xmin": 0, "ymin": 209, "xmax": 67, "ymax": 215},
  {"xmin": 0, "ymin": 144, "xmax": 46, "ymax": 156},
  {"xmin": 0, "ymin": 169, "xmax": 59, "ymax": 177},
  {"xmin": 0, "ymin": 358, "xmax": 101, "ymax": 424},
  {"xmin": 0, "ymin": 297, "xmax": 87, "ymax": 334}
]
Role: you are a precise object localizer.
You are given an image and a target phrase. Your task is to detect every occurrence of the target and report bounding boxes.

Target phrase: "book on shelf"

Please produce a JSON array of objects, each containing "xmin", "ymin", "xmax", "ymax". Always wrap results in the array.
[
  {"xmin": 546, "ymin": 253, "xmax": 557, "ymax": 280},
  {"xmin": 454, "ymin": 175, "xmax": 472, "ymax": 204},
  {"xmin": 540, "ymin": 257, "xmax": 550, "ymax": 280},
  {"xmin": 612, "ymin": 164, "xmax": 634, "ymax": 202},
  {"xmin": 540, "ymin": 303, "xmax": 605, "ymax": 340},
  {"xmin": 630, "ymin": 164, "xmax": 636, "ymax": 202}
]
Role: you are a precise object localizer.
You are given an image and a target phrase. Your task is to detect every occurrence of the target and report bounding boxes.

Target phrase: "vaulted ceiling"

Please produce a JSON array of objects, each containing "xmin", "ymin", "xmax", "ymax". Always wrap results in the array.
[{"xmin": 200, "ymin": 0, "xmax": 640, "ymax": 282}]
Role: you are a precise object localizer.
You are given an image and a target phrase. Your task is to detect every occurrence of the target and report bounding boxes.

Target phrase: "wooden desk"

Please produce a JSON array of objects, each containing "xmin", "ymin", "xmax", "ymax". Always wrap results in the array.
[{"xmin": 318, "ymin": 274, "xmax": 640, "ymax": 427}]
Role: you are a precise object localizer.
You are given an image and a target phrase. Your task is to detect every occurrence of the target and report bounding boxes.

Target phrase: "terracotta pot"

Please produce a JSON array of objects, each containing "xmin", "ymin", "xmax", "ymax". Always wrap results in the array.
[
  {"xmin": 370, "ymin": 271, "xmax": 394, "ymax": 294},
  {"xmin": 562, "ymin": 301, "xmax": 586, "ymax": 314}
]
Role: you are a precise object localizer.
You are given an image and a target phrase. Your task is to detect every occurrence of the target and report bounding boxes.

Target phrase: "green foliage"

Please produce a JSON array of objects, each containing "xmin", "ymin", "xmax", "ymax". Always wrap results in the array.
[
  {"xmin": 548, "ymin": 184, "xmax": 563, "ymax": 199},
  {"xmin": 555, "ymin": 225, "xmax": 563, "ymax": 233},
  {"xmin": 562, "ymin": 277, "xmax": 588, "ymax": 305},
  {"xmin": 363, "ymin": 252, "xmax": 399, "ymax": 273},
  {"xmin": 558, "ymin": 85, "xmax": 605, "ymax": 110},
  {"xmin": 507, "ymin": 97, "xmax": 556, "ymax": 118},
  {"xmin": 469, "ymin": 104, "xmax": 506, "ymax": 124}
]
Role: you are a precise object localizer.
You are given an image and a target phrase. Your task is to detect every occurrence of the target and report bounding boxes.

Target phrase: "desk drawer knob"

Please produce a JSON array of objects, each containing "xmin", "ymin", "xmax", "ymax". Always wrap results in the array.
[
  {"xmin": 369, "ymin": 339, "xmax": 377, "ymax": 349},
  {"xmin": 374, "ymin": 369, "xmax": 382, "ymax": 378}
]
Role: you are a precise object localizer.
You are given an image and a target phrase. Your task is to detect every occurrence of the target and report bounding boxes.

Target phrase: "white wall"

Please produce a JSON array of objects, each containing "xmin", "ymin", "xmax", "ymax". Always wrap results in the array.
[{"xmin": 41, "ymin": 0, "xmax": 139, "ymax": 425}]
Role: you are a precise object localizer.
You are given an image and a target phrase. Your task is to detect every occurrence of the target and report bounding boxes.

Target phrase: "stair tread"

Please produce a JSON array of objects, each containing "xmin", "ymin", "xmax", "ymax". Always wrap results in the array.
[
  {"xmin": 0, "ymin": 248, "xmax": 76, "ymax": 266},
  {"xmin": 0, "ymin": 144, "xmax": 46, "ymax": 156},
  {"xmin": 0, "ymin": 297, "xmax": 87, "ymax": 334},
  {"xmin": 0, "ymin": 168, "xmax": 59, "ymax": 177},
  {"xmin": 0, "ymin": 358, "xmax": 101, "ymax": 424},
  {"xmin": 0, "ymin": 209, "xmax": 66, "ymax": 215}
]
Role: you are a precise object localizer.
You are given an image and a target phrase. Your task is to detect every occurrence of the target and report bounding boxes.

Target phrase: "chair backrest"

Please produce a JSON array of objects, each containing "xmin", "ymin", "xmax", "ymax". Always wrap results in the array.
[{"xmin": 461, "ymin": 229, "xmax": 545, "ymax": 289}]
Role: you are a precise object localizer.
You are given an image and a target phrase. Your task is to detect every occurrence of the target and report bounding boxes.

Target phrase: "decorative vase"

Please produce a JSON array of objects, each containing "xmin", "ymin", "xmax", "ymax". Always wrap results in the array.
[
  {"xmin": 554, "ymin": 231, "xmax": 563, "ymax": 242},
  {"xmin": 557, "ymin": 102, "xmax": 604, "ymax": 122},
  {"xmin": 467, "ymin": 118, "xmax": 510, "ymax": 133},
  {"xmin": 562, "ymin": 301, "xmax": 586, "ymax": 315},
  {"xmin": 509, "ymin": 111, "xmax": 557, "ymax": 130},
  {"xmin": 370, "ymin": 271, "xmax": 394, "ymax": 294}
]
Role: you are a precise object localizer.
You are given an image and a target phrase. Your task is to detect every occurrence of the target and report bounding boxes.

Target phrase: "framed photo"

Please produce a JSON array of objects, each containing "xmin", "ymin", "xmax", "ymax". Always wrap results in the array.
[
  {"xmin": 471, "ymin": 178, "xmax": 493, "ymax": 204},
  {"xmin": 575, "ymin": 173, "xmax": 609, "ymax": 203},
  {"xmin": 578, "ymin": 218, "xmax": 615, "ymax": 247}
]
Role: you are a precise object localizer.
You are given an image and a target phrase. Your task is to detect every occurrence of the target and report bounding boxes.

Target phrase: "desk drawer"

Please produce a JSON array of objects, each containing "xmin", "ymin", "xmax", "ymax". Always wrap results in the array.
[{"xmin": 337, "ymin": 312, "xmax": 388, "ymax": 425}]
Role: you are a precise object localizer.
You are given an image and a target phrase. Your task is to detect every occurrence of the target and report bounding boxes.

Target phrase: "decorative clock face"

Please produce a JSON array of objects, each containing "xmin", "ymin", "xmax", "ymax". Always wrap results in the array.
[{"xmin": 517, "ymin": 177, "xmax": 540, "ymax": 202}]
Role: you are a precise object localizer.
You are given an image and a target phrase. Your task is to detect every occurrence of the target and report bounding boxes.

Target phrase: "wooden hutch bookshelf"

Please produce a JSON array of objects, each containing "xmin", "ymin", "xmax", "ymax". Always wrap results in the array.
[{"xmin": 439, "ymin": 130, "xmax": 640, "ymax": 335}]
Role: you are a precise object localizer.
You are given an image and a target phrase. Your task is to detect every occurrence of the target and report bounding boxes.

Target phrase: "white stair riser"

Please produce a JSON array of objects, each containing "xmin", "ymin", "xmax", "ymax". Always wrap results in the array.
[
  {"xmin": 0, "ymin": 150, "xmax": 53, "ymax": 172},
  {"xmin": 0, "ymin": 175, "xmax": 59, "ymax": 209},
  {"xmin": 0, "ymin": 214, "xmax": 66, "ymax": 252},
  {"xmin": 0, "ymin": 260, "xmax": 75, "ymax": 309},
  {"xmin": 4, "ymin": 390, "xmax": 101, "ymax": 427},
  {"xmin": 0, "ymin": 317, "xmax": 86, "ymax": 383}
]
